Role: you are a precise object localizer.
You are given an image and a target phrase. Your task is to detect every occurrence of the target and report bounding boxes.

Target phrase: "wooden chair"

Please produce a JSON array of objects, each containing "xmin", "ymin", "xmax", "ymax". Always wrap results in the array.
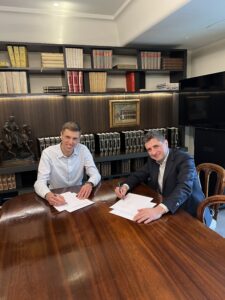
[
  {"xmin": 197, "ymin": 195, "xmax": 225, "ymax": 223},
  {"xmin": 196, "ymin": 163, "xmax": 225, "ymax": 220}
]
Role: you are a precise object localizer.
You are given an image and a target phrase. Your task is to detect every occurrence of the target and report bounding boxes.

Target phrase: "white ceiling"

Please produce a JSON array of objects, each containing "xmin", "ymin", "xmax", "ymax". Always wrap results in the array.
[{"xmin": 1, "ymin": 0, "xmax": 225, "ymax": 49}]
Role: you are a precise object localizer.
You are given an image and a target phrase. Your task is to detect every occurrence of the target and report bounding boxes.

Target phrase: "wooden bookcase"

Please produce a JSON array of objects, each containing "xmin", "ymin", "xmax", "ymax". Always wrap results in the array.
[
  {"xmin": 0, "ymin": 41, "xmax": 187, "ymax": 95},
  {"xmin": 0, "ymin": 41, "xmax": 186, "ymax": 195}
]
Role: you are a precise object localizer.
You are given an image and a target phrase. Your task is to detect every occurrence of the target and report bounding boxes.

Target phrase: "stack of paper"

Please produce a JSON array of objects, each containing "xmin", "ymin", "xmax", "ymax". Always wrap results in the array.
[
  {"xmin": 54, "ymin": 191, "xmax": 94, "ymax": 212},
  {"xmin": 110, "ymin": 193, "xmax": 156, "ymax": 221}
]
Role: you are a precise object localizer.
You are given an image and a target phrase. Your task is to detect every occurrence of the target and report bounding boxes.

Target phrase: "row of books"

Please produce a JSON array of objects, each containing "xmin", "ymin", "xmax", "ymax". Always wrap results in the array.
[
  {"xmin": 66, "ymin": 71, "xmax": 136, "ymax": 93},
  {"xmin": 0, "ymin": 174, "xmax": 16, "ymax": 191},
  {"xmin": 67, "ymin": 71, "xmax": 83, "ymax": 93},
  {"xmin": 140, "ymin": 51, "xmax": 161, "ymax": 70},
  {"xmin": 156, "ymin": 82, "xmax": 179, "ymax": 90},
  {"xmin": 41, "ymin": 53, "xmax": 64, "ymax": 69},
  {"xmin": 121, "ymin": 130, "xmax": 145, "ymax": 153},
  {"xmin": 95, "ymin": 132, "xmax": 121, "ymax": 156},
  {"xmin": 145, "ymin": 127, "xmax": 180, "ymax": 148},
  {"xmin": 0, "ymin": 60, "xmax": 10, "ymax": 67},
  {"xmin": 95, "ymin": 158, "xmax": 146, "ymax": 178},
  {"xmin": 7, "ymin": 45, "xmax": 28, "ymax": 68},
  {"xmin": 162, "ymin": 57, "xmax": 184, "ymax": 71},
  {"xmin": 92, "ymin": 49, "xmax": 112, "ymax": 69},
  {"xmin": 0, "ymin": 71, "xmax": 28, "ymax": 94},
  {"xmin": 89, "ymin": 72, "xmax": 107, "ymax": 93},
  {"xmin": 65, "ymin": 48, "xmax": 83, "ymax": 68},
  {"xmin": 37, "ymin": 127, "xmax": 180, "ymax": 157},
  {"xmin": 43, "ymin": 86, "xmax": 67, "ymax": 94}
]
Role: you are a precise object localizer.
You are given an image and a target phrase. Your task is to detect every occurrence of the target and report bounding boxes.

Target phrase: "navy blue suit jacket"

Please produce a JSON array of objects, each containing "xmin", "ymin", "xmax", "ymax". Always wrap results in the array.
[{"xmin": 124, "ymin": 149, "xmax": 212, "ymax": 226}]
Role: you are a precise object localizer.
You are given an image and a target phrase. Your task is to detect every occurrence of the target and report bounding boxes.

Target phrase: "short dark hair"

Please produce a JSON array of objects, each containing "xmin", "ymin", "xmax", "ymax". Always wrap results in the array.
[
  {"xmin": 61, "ymin": 121, "xmax": 81, "ymax": 133},
  {"xmin": 143, "ymin": 131, "xmax": 166, "ymax": 144}
]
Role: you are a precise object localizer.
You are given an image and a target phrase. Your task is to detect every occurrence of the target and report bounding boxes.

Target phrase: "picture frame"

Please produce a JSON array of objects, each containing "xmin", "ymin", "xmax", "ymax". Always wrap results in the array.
[{"xmin": 109, "ymin": 99, "xmax": 140, "ymax": 128}]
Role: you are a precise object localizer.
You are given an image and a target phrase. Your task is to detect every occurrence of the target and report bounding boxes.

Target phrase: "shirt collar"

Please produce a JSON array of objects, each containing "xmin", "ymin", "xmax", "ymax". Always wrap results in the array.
[
  {"xmin": 57, "ymin": 143, "xmax": 79, "ymax": 158},
  {"xmin": 157, "ymin": 149, "xmax": 169, "ymax": 166}
]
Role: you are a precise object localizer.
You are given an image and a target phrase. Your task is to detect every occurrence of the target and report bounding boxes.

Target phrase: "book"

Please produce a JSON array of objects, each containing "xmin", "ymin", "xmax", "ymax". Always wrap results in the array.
[
  {"xmin": 113, "ymin": 64, "xmax": 137, "ymax": 69},
  {"xmin": 7, "ymin": 45, "xmax": 16, "ymax": 67},
  {"xmin": 126, "ymin": 72, "xmax": 135, "ymax": 92},
  {"xmin": 13, "ymin": 46, "xmax": 21, "ymax": 67}
]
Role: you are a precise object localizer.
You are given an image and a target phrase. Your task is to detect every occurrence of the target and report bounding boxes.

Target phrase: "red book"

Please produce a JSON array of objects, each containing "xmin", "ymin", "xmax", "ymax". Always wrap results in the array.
[
  {"xmin": 67, "ymin": 71, "xmax": 73, "ymax": 93},
  {"xmin": 126, "ymin": 72, "xmax": 135, "ymax": 92}
]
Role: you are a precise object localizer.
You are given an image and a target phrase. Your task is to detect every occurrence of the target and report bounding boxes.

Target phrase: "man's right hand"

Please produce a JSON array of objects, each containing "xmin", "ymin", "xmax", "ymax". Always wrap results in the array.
[
  {"xmin": 45, "ymin": 192, "xmax": 66, "ymax": 206},
  {"xmin": 114, "ymin": 184, "xmax": 128, "ymax": 199}
]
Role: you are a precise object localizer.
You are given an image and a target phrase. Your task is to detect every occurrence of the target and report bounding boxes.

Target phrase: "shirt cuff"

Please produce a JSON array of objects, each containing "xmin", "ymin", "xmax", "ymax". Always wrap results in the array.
[
  {"xmin": 123, "ymin": 183, "xmax": 130, "ymax": 191},
  {"xmin": 159, "ymin": 203, "xmax": 169, "ymax": 213}
]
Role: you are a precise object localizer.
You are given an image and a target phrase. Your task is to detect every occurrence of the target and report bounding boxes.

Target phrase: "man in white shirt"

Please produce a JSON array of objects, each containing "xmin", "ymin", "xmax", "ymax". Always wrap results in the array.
[{"xmin": 34, "ymin": 121, "xmax": 101, "ymax": 206}]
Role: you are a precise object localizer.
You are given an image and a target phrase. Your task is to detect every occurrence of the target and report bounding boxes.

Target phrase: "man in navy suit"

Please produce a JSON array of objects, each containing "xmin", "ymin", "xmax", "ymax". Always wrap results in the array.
[{"xmin": 115, "ymin": 131, "xmax": 212, "ymax": 226}]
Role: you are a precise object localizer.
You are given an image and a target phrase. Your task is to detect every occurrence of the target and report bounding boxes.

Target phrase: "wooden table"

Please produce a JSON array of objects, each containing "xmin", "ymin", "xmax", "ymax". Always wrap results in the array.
[{"xmin": 1, "ymin": 179, "xmax": 225, "ymax": 300}]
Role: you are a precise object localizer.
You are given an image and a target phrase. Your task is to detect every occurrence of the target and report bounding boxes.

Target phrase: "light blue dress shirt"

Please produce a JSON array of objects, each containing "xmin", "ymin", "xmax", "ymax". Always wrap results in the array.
[{"xmin": 34, "ymin": 143, "xmax": 101, "ymax": 199}]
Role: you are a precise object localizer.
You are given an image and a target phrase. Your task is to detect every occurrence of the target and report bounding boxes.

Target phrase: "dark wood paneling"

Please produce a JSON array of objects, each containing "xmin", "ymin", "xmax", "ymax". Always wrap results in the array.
[
  {"xmin": 0, "ymin": 93, "xmax": 178, "ymax": 138},
  {"xmin": 0, "ymin": 95, "xmax": 66, "ymax": 137},
  {"xmin": 66, "ymin": 93, "xmax": 178, "ymax": 133}
]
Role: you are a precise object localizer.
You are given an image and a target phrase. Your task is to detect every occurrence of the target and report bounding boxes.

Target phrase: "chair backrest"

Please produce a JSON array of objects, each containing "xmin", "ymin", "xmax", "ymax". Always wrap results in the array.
[
  {"xmin": 197, "ymin": 195, "xmax": 225, "ymax": 223},
  {"xmin": 196, "ymin": 163, "xmax": 225, "ymax": 197}
]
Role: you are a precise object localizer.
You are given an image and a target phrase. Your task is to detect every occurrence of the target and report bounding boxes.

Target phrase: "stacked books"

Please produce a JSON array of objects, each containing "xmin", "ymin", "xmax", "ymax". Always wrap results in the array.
[
  {"xmin": 131, "ymin": 158, "xmax": 146, "ymax": 171},
  {"xmin": 43, "ymin": 86, "xmax": 67, "ymax": 94},
  {"xmin": 67, "ymin": 71, "xmax": 83, "ymax": 93},
  {"xmin": 113, "ymin": 64, "xmax": 137, "ymax": 70},
  {"xmin": 0, "ymin": 60, "xmax": 10, "ymax": 67},
  {"xmin": 95, "ymin": 132, "xmax": 121, "ymax": 156},
  {"xmin": 37, "ymin": 127, "xmax": 181, "ymax": 158},
  {"xmin": 80, "ymin": 134, "xmax": 95, "ymax": 153},
  {"xmin": 121, "ymin": 130, "xmax": 145, "ymax": 153},
  {"xmin": 140, "ymin": 51, "xmax": 161, "ymax": 70},
  {"xmin": 65, "ymin": 48, "xmax": 83, "ymax": 68},
  {"xmin": 156, "ymin": 82, "xmax": 179, "ymax": 90},
  {"xmin": 0, "ymin": 71, "xmax": 28, "ymax": 94},
  {"xmin": 0, "ymin": 174, "xmax": 16, "ymax": 191},
  {"xmin": 92, "ymin": 49, "xmax": 112, "ymax": 69},
  {"xmin": 37, "ymin": 134, "xmax": 95, "ymax": 155},
  {"xmin": 99, "ymin": 162, "xmax": 112, "ymax": 177},
  {"xmin": 37, "ymin": 136, "xmax": 61, "ymax": 155},
  {"xmin": 121, "ymin": 159, "xmax": 131, "ymax": 174},
  {"xmin": 89, "ymin": 72, "xmax": 107, "ymax": 93},
  {"xmin": 144, "ymin": 128, "xmax": 167, "ymax": 138},
  {"xmin": 162, "ymin": 57, "xmax": 184, "ymax": 70},
  {"xmin": 7, "ymin": 45, "xmax": 28, "ymax": 67},
  {"xmin": 41, "ymin": 53, "xmax": 64, "ymax": 68}
]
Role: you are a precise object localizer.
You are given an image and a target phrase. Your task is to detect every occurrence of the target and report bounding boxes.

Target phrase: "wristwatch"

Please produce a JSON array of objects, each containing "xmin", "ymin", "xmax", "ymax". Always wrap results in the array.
[{"xmin": 85, "ymin": 181, "xmax": 94, "ymax": 187}]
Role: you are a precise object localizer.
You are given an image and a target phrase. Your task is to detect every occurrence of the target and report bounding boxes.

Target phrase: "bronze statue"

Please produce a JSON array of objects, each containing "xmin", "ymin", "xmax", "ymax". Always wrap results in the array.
[{"xmin": 0, "ymin": 116, "xmax": 35, "ymax": 163}]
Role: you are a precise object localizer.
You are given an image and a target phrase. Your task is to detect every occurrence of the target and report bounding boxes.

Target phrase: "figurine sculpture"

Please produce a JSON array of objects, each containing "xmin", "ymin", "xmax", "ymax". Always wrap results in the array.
[{"xmin": 0, "ymin": 116, "xmax": 35, "ymax": 163}]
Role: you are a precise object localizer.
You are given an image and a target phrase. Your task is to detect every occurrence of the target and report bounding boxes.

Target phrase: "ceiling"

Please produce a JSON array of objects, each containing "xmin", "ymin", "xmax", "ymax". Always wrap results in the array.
[{"xmin": 1, "ymin": 0, "xmax": 225, "ymax": 49}]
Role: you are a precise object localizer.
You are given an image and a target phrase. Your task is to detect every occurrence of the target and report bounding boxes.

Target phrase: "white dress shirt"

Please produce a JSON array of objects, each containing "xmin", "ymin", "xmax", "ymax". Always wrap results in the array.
[
  {"xmin": 157, "ymin": 150, "xmax": 170, "ymax": 212},
  {"xmin": 34, "ymin": 143, "xmax": 101, "ymax": 199}
]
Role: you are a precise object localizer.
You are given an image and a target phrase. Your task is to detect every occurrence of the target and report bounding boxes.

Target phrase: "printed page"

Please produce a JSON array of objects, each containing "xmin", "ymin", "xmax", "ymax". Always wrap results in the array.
[
  {"xmin": 54, "ymin": 191, "xmax": 94, "ymax": 212},
  {"xmin": 110, "ymin": 193, "xmax": 156, "ymax": 220}
]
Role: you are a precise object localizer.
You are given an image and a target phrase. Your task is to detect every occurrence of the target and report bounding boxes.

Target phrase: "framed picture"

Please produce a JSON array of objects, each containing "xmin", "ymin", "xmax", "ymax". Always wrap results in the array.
[{"xmin": 109, "ymin": 99, "xmax": 140, "ymax": 128}]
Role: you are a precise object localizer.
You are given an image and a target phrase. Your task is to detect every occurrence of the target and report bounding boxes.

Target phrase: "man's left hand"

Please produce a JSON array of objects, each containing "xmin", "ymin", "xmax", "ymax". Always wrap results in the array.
[
  {"xmin": 133, "ymin": 205, "xmax": 166, "ymax": 224},
  {"xmin": 76, "ymin": 183, "xmax": 93, "ymax": 199}
]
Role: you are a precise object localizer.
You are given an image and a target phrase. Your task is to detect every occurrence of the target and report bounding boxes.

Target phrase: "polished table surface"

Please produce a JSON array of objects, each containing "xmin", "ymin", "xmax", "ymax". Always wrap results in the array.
[{"xmin": 1, "ymin": 179, "xmax": 225, "ymax": 300}]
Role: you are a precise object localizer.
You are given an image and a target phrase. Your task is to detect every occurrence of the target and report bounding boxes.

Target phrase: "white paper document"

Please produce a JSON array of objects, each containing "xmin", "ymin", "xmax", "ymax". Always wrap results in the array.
[
  {"xmin": 110, "ymin": 192, "xmax": 156, "ymax": 221},
  {"xmin": 53, "ymin": 191, "xmax": 94, "ymax": 212}
]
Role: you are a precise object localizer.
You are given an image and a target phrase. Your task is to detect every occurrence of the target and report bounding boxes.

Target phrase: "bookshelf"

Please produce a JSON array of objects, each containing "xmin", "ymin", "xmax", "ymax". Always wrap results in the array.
[
  {"xmin": 0, "ymin": 41, "xmax": 185, "ymax": 195},
  {"xmin": 0, "ymin": 41, "xmax": 187, "ymax": 95}
]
